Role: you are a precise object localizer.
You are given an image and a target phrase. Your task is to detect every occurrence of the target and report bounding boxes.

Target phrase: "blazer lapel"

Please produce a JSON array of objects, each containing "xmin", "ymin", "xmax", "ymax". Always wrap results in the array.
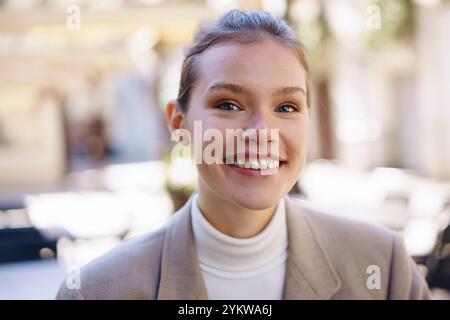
[
  {"xmin": 157, "ymin": 196, "xmax": 208, "ymax": 299},
  {"xmin": 156, "ymin": 195, "xmax": 341, "ymax": 300},
  {"xmin": 283, "ymin": 197, "xmax": 342, "ymax": 300}
]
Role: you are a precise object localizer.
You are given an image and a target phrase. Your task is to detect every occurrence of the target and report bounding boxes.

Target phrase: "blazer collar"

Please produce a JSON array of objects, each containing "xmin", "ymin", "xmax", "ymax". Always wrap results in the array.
[
  {"xmin": 157, "ymin": 196, "xmax": 208, "ymax": 299},
  {"xmin": 156, "ymin": 195, "xmax": 341, "ymax": 300},
  {"xmin": 283, "ymin": 197, "xmax": 342, "ymax": 299}
]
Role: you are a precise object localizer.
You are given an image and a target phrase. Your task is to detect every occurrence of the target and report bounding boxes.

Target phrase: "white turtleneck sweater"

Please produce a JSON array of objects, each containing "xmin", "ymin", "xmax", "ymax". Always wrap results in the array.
[{"xmin": 191, "ymin": 194, "xmax": 288, "ymax": 300}]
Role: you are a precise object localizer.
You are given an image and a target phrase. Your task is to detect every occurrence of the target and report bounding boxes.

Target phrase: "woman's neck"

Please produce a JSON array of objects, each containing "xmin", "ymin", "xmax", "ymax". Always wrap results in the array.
[{"xmin": 197, "ymin": 183, "xmax": 277, "ymax": 239}]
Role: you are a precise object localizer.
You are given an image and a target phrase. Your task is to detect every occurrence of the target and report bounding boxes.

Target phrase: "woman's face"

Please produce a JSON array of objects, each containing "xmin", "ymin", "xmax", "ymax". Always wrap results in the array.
[{"xmin": 183, "ymin": 39, "xmax": 309, "ymax": 210}]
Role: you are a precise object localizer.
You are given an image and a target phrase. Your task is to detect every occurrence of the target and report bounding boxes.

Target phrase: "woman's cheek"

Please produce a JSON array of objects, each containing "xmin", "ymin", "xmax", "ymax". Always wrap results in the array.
[{"xmin": 283, "ymin": 127, "xmax": 308, "ymax": 163}]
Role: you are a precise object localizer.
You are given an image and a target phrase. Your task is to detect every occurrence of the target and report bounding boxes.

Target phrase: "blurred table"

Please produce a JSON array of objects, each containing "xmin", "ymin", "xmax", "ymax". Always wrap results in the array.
[{"xmin": 0, "ymin": 259, "xmax": 66, "ymax": 299}]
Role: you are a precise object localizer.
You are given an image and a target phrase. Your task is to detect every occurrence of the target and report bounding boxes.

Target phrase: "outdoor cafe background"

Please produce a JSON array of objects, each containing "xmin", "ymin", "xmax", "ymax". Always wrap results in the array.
[{"xmin": 0, "ymin": 0, "xmax": 449, "ymax": 299}]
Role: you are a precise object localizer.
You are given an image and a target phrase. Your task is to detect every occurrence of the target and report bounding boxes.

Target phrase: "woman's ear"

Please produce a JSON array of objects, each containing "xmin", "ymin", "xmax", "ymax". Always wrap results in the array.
[{"xmin": 166, "ymin": 99, "xmax": 184, "ymax": 133}]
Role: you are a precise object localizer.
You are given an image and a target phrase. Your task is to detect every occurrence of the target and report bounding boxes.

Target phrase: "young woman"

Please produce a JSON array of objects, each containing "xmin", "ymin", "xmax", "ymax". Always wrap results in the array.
[{"xmin": 57, "ymin": 10, "xmax": 430, "ymax": 300}]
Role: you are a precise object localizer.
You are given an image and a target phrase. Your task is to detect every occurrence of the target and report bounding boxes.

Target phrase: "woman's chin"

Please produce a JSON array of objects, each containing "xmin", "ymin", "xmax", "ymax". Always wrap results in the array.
[{"xmin": 230, "ymin": 193, "xmax": 281, "ymax": 211}]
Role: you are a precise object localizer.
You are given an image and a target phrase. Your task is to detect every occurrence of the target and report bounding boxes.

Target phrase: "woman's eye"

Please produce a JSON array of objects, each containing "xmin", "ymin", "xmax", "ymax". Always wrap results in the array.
[
  {"xmin": 276, "ymin": 104, "xmax": 298, "ymax": 113},
  {"xmin": 216, "ymin": 102, "xmax": 241, "ymax": 111}
]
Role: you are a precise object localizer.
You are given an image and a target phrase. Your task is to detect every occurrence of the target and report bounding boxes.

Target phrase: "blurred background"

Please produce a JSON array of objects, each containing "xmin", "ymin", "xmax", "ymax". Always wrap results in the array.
[{"xmin": 0, "ymin": 0, "xmax": 449, "ymax": 299}]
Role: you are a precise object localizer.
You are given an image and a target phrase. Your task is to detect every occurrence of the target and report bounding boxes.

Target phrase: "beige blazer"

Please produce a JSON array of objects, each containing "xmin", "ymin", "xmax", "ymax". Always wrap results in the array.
[{"xmin": 56, "ymin": 196, "xmax": 431, "ymax": 300}]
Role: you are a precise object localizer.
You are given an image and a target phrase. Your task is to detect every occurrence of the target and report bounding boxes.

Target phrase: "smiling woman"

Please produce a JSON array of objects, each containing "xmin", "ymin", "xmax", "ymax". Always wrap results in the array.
[{"xmin": 56, "ymin": 9, "xmax": 430, "ymax": 300}]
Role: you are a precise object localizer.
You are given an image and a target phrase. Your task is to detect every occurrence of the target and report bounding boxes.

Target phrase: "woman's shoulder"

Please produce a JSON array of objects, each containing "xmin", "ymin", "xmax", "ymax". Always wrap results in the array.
[
  {"xmin": 55, "ymin": 199, "xmax": 195, "ymax": 300},
  {"xmin": 285, "ymin": 196, "xmax": 430, "ymax": 299},
  {"xmin": 56, "ymin": 226, "xmax": 168, "ymax": 300},
  {"xmin": 285, "ymin": 197, "xmax": 398, "ymax": 281},
  {"xmin": 285, "ymin": 196, "xmax": 396, "ymax": 248}
]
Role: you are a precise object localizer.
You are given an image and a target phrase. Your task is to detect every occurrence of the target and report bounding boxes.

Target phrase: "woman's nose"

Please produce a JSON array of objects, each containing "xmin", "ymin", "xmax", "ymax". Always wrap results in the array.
[
  {"xmin": 250, "ymin": 110, "xmax": 273, "ymax": 131},
  {"xmin": 241, "ymin": 111, "xmax": 275, "ymax": 142}
]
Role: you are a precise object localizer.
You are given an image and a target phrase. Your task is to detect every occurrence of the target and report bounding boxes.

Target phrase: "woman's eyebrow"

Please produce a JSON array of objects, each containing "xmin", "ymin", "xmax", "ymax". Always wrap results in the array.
[
  {"xmin": 206, "ymin": 82, "xmax": 306, "ymax": 97},
  {"xmin": 274, "ymin": 86, "xmax": 306, "ymax": 98},
  {"xmin": 207, "ymin": 82, "xmax": 251, "ymax": 95}
]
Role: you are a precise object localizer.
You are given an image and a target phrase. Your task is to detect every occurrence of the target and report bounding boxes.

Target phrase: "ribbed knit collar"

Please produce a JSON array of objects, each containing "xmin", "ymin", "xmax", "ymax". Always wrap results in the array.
[{"xmin": 191, "ymin": 193, "xmax": 288, "ymax": 278}]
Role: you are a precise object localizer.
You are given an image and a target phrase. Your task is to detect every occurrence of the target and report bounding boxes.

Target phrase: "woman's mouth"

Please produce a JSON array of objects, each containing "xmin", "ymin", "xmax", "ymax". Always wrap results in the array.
[{"xmin": 225, "ymin": 158, "xmax": 286, "ymax": 177}]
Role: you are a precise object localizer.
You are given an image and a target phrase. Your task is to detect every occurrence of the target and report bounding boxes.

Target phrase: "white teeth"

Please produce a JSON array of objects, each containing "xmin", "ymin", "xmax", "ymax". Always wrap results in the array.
[
  {"xmin": 260, "ymin": 160, "xmax": 268, "ymax": 170},
  {"xmin": 233, "ymin": 159, "xmax": 280, "ymax": 170},
  {"xmin": 268, "ymin": 160, "xmax": 279, "ymax": 169}
]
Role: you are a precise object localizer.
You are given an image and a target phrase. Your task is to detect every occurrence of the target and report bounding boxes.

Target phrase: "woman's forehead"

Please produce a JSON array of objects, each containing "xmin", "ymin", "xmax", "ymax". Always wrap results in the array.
[{"xmin": 194, "ymin": 39, "xmax": 307, "ymax": 96}]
